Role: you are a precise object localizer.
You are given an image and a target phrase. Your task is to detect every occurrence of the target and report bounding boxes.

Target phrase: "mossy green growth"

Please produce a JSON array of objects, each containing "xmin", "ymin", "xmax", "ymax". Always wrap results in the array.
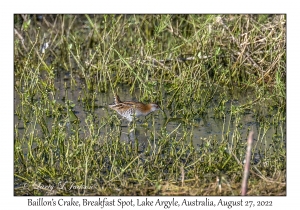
[{"xmin": 14, "ymin": 14, "xmax": 285, "ymax": 195}]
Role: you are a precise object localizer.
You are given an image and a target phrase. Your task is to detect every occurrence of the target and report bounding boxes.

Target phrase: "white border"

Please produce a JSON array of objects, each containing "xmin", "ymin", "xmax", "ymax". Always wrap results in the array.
[{"xmin": 3, "ymin": 0, "xmax": 297, "ymax": 209}]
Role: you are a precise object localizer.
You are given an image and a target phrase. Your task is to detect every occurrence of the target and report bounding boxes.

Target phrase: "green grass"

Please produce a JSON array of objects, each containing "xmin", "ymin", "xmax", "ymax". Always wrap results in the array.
[{"xmin": 14, "ymin": 14, "xmax": 286, "ymax": 195}]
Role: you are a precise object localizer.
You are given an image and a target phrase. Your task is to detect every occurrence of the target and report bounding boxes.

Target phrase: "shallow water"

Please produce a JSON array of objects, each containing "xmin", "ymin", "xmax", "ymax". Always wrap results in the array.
[
  {"xmin": 14, "ymin": 68, "xmax": 286, "ymax": 158},
  {"xmin": 14, "ymin": 15, "xmax": 286, "ymax": 154}
]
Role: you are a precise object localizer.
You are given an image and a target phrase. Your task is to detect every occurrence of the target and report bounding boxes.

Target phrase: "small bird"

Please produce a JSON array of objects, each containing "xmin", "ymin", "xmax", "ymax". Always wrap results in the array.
[{"xmin": 108, "ymin": 94, "xmax": 160, "ymax": 122}]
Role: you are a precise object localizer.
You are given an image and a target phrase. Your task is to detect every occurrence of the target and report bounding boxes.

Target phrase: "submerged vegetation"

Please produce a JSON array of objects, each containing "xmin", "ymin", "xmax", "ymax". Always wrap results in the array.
[{"xmin": 14, "ymin": 14, "xmax": 286, "ymax": 195}]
